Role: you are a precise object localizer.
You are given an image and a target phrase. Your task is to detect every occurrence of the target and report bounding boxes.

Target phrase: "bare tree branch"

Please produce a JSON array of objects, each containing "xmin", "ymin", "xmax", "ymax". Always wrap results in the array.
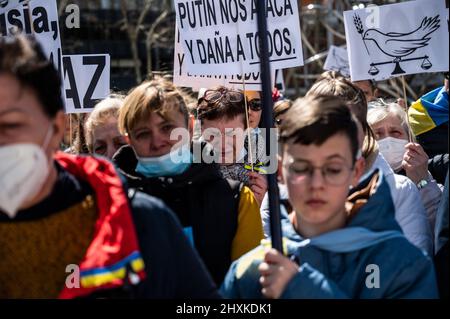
[
  {"xmin": 120, "ymin": 0, "xmax": 152, "ymax": 83},
  {"xmin": 146, "ymin": 9, "xmax": 170, "ymax": 75}
]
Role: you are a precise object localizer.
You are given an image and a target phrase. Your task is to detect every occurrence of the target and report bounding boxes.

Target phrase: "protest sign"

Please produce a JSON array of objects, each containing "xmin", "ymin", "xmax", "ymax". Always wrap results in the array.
[
  {"xmin": 0, "ymin": 0, "xmax": 63, "ymax": 77},
  {"xmin": 174, "ymin": 27, "xmax": 275, "ymax": 90},
  {"xmin": 174, "ymin": 0, "xmax": 303, "ymax": 76},
  {"xmin": 323, "ymin": 45, "xmax": 350, "ymax": 78},
  {"xmin": 63, "ymin": 54, "xmax": 110, "ymax": 114},
  {"xmin": 344, "ymin": 0, "xmax": 449, "ymax": 81}
]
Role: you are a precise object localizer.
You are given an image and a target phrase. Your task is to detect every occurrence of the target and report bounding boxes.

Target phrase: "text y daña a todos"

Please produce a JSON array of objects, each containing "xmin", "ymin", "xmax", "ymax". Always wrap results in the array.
[
  {"xmin": 177, "ymin": 0, "xmax": 295, "ymax": 29},
  {"xmin": 185, "ymin": 28, "xmax": 294, "ymax": 65},
  {"xmin": 0, "ymin": 3, "xmax": 58, "ymax": 39}
]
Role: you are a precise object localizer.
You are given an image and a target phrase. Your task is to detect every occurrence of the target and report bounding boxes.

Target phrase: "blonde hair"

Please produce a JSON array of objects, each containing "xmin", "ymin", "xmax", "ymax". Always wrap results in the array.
[
  {"xmin": 273, "ymin": 99, "xmax": 292, "ymax": 121},
  {"xmin": 118, "ymin": 77, "xmax": 188, "ymax": 136},
  {"xmin": 84, "ymin": 95, "xmax": 124, "ymax": 152},
  {"xmin": 306, "ymin": 71, "xmax": 377, "ymax": 159},
  {"xmin": 367, "ymin": 99, "xmax": 416, "ymax": 142}
]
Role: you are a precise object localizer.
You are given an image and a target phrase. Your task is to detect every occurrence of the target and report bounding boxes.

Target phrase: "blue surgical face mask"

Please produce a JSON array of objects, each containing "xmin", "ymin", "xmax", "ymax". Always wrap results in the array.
[{"xmin": 135, "ymin": 144, "xmax": 192, "ymax": 178}]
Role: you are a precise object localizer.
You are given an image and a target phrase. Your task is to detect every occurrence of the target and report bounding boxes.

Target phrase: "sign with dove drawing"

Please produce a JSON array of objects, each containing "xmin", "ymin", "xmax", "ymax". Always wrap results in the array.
[
  {"xmin": 324, "ymin": 45, "xmax": 350, "ymax": 77},
  {"xmin": 344, "ymin": 0, "xmax": 449, "ymax": 81}
]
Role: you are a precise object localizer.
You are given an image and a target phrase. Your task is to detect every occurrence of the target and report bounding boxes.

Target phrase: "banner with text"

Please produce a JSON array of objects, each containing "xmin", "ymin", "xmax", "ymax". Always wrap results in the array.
[
  {"xmin": 63, "ymin": 54, "xmax": 110, "ymax": 114},
  {"xmin": 174, "ymin": 0, "xmax": 304, "ymax": 76}
]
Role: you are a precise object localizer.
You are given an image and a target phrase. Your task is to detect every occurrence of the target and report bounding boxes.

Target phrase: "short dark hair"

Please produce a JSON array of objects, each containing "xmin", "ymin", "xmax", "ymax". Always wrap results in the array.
[
  {"xmin": 279, "ymin": 95, "xmax": 359, "ymax": 163},
  {"xmin": 0, "ymin": 34, "xmax": 64, "ymax": 118},
  {"xmin": 196, "ymin": 86, "xmax": 246, "ymax": 127}
]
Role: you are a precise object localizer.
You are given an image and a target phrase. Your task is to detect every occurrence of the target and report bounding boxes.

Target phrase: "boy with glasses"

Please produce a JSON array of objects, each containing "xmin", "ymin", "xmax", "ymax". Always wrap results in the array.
[{"xmin": 221, "ymin": 95, "xmax": 438, "ymax": 299}]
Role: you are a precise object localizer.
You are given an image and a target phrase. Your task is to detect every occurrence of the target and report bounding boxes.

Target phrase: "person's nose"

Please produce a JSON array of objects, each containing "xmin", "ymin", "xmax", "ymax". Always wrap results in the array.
[
  {"xmin": 310, "ymin": 167, "xmax": 325, "ymax": 189},
  {"xmin": 149, "ymin": 131, "xmax": 169, "ymax": 152},
  {"xmin": 106, "ymin": 144, "xmax": 116, "ymax": 160}
]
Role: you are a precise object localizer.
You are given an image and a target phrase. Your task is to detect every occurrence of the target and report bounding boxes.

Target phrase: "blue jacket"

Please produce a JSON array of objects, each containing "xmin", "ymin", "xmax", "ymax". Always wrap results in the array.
[{"xmin": 221, "ymin": 171, "xmax": 439, "ymax": 298}]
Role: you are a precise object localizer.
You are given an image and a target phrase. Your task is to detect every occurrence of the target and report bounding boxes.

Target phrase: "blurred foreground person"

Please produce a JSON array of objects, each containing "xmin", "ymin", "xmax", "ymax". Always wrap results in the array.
[
  {"xmin": 221, "ymin": 95, "xmax": 438, "ymax": 299},
  {"xmin": 306, "ymin": 71, "xmax": 432, "ymax": 255},
  {"xmin": 0, "ymin": 35, "xmax": 218, "ymax": 299}
]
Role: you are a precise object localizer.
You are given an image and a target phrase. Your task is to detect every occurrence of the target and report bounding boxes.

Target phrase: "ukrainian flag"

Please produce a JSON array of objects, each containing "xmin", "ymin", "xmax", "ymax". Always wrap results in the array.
[
  {"xmin": 408, "ymin": 86, "xmax": 449, "ymax": 136},
  {"xmin": 80, "ymin": 251, "xmax": 145, "ymax": 288}
]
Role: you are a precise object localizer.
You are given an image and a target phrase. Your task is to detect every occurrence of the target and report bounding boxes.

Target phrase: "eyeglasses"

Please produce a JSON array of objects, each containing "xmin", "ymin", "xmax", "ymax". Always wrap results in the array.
[
  {"xmin": 248, "ymin": 98, "xmax": 262, "ymax": 111},
  {"xmin": 284, "ymin": 160, "xmax": 354, "ymax": 186}
]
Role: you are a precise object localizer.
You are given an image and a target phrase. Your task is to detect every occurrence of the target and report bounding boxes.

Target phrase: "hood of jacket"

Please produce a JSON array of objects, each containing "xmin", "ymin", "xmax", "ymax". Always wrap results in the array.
[{"xmin": 280, "ymin": 170, "xmax": 402, "ymax": 252}]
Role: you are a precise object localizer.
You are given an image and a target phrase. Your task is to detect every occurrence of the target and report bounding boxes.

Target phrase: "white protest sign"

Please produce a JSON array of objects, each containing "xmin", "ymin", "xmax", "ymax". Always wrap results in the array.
[
  {"xmin": 344, "ymin": 0, "xmax": 449, "ymax": 81},
  {"xmin": 323, "ymin": 45, "xmax": 350, "ymax": 78},
  {"xmin": 0, "ymin": 0, "xmax": 63, "ymax": 77},
  {"xmin": 174, "ymin": 28, "xmax": 275, "ymax": 90},
  {"xmin": 63, "ymin": 54, "xmax": 110, "ymax": 114},
  {"xmin": 174, "ymin": 0, "xmax": 303, "ymax": 76},
  {"xmin": 0, "ymin": 0, "xmax": 22, "ymax": 12}
]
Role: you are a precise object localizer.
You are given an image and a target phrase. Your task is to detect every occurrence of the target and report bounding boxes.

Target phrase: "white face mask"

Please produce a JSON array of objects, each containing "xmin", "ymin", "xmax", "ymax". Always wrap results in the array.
[
  {"xmin": 378, "ymin": 137, "xmax": 408, "ymax": 172},
  {"xmin": 0, "ymin": 127, "xmax": 53, "ymax": 218}
]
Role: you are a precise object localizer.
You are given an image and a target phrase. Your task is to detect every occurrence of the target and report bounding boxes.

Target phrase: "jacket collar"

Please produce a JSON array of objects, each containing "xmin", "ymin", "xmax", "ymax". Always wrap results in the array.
[{"xmin": 113, "ymin": 142, "xmax": 224, "ymax": 188}]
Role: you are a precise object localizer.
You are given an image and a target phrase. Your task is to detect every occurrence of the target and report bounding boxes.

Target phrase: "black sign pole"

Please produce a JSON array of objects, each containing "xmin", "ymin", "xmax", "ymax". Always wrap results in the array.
[{"xmin": 256, "ymin": 0, "xmax": 283, "ymax": 253}]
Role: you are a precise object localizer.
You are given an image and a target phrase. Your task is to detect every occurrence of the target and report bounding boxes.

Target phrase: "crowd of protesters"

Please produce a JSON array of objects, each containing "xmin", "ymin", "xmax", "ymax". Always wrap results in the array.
[{"xmin": 0, "ymin": 34, "xmax": 448, "ymax": 299}]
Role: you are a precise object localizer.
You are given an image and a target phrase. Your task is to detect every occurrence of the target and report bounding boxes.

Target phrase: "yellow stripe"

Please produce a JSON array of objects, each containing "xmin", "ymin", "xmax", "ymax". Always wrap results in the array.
[
  {"xmin": 131, "ymin": 258, "xmax": 145, "ymax": 273},
  {"xmin": 81, "ymin": 268, "xmax": 126, "ymax": 288},
  {"xmin": 408, "ymin": 100, "xmax": 437, "ymax": 136}
]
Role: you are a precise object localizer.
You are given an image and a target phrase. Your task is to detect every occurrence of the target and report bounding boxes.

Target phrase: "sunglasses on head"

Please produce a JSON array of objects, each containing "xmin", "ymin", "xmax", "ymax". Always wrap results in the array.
[
  {"xmin": 201, "ymin": 89, "xmax": 262, "ymax": 112},
  {"xmin": 203, "ymin": 89, "xmax": 244, "ymax": 104},
  {"xmin": 247, "ymin": 98, "xmax": 262, "ymax": 111}
]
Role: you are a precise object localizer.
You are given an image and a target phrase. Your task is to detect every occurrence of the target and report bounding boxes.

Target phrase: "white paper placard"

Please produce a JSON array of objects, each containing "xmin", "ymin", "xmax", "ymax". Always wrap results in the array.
[
  {"xmin": 1, "ymin": 0, "xmax": 63, "ymax": 79},
  {"xmin": 344, "ymin": 0, "xmax": 449, "ymax": 81},
  {"xmin": 174, "ymin": 27, "xmax": 275, "ymax": 90},
  {"xmin": 63, "ymin": 54, "xmax": 110, "ymax": 114},
  {"xmin": 174, "ymin": 0, "xmax": 303, "ymax": 76},
  {"xmin": 323, "ymin": 45, "xmax": 350, "ymax": 78}
]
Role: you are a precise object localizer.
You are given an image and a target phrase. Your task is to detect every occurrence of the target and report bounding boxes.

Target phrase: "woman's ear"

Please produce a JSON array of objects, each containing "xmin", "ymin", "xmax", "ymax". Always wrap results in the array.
[{"xmin": 124, "ymin": 134, "xmax": 131, "ymax": 145}]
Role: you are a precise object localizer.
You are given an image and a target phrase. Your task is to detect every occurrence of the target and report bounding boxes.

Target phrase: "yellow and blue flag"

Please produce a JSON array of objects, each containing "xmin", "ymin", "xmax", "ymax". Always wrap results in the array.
[{"xmin": 408, "ymin": 86, "xmax": 449, "ymax": 136}]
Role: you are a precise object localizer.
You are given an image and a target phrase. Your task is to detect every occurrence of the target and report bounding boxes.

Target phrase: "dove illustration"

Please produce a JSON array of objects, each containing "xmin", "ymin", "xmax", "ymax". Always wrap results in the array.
[{"xmin": 363, "ymin": 15, "xmax": 440, "ymax": 60}]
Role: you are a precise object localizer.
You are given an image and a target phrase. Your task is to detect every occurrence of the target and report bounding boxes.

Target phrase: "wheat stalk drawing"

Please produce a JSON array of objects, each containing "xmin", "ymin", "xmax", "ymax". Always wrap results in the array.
[{"xmin": 354, "ymin": 14, "xmax": 370, "ymax": 55}]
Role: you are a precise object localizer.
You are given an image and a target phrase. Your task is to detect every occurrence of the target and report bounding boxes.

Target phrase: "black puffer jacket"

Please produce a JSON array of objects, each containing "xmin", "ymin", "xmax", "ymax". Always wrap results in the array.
[{"xmin": 113, "ymin": 143, "xmax": 242, "ymax": 285}]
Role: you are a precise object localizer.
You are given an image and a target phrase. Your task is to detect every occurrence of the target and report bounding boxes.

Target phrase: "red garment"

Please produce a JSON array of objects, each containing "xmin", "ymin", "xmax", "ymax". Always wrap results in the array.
[
  {"xmin": 56, "ymin": 152, "xmax": 146, "ymax": 299},
  {"xmin": 272, "ymin": 87, "xmax": 282, "ymax": 102}
]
